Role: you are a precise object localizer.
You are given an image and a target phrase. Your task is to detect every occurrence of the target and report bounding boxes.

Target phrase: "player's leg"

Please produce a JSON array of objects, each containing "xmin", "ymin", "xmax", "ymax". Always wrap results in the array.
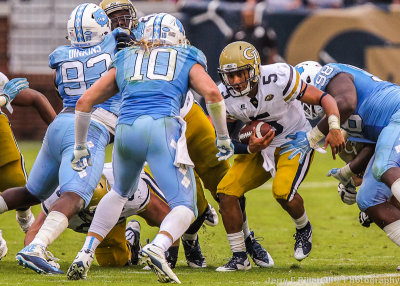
[
  {"xmin": 182, "ymin": 103, "xmax": 229, "ymax": 268},
  {"xmin": 137, "ymin": 174, "xmax": 180, "ymax": 268},
  {"xmin": 14, "ymin": 122, "xmax": 63, "ymax": 274},
  {"xmin": 68, "ymin": 120, "xmax": 147, "ymax": 280},
  {"xmin": 142, "ymin": 116, "xmax": 196, "ymax": 283},
  {"xmin": 273, "ymin": 148, "xmax": 314, "ymax": 261},
  {"xmin": 367, "ymin": 118, "xmax": 400, "ymax": 252},
  {"xmin": 0, "ymin": 114, "xmax": 35, "ymax": 232},
  {"xmin": 95, "ymin": 220, "xmax": 131, "ymax": 266},
  {"xmin": 19, "ymin": 117, "xmax": 110, "ymax": 275},
  {"xmin": 216, "ymin": 152, "xmax": 272, "ymax": 271}
]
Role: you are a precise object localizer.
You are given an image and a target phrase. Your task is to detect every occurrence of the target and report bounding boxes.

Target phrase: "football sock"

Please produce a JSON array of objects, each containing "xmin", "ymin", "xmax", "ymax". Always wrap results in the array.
[
  {"xmin": 31, "ymin": 211, "xmax": 68, "ymax": 248},
  {"xmin": 88, "ymin": 189, "xmax": 127, "ymax": 238},
  {"xmin": 185, "ymin": 209, "xmax": 207, "ymax": 234},
  {"xmin": 227, "ymin": 231, "xmax": 246, "ymax": 253},
  {"xmin": 391, "ymin": 178, "xmax": 400, "ymax": 203},
  {"xmin": 242, "ymin": 218, "xmax": 251, "ymax": 240},
  {"xmin": 158, "ymin": 205, "xmax": 195, "ymax": 246},
  {"xmin": 383, "ymin": 220, "xmax": 400, "ymax": 247},
  {"xmin": 16, "ymin": 208, "xmax": 32, "ymax": 219},
  {"xmin": 182, "ymin": 233, "xmax": 198, "ymax": 241},
  {"xmin": 0, "ymin": 196, "xmax": 8, "ymax": 214},
  {"xmin": 293, "ymin": 211, "xmax": 309, "ymax": 230},
  {"xmin": 153, "ymin": 233, "xmax": 173, "ymax": 252},
  {"xmin": 83, "ymin": 236, "xmax": 101, "ymax": 253}
]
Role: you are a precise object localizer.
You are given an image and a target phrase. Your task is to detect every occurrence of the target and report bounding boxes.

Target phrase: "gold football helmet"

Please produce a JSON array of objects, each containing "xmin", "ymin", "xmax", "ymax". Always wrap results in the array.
[
  {"xmin": 87, "ymin": 174, "xmax": 110, "ymax": 212},
  {"xmin": 218, "ymin": 41, "xmax": 260, "ymax": 97},
  {"xmin": 99, "ymin": 0, "xmax": 138, "ymax": 30}
]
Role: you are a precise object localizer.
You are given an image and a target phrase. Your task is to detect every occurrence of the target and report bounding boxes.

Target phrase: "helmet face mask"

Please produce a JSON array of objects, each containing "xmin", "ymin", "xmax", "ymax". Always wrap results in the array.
[
  {"xmin": 218, "ymin": 41, "xmax": 260, "ymax": 97},
  {"xmin": 67, "ymin": 3, "xmax": 111, "ymax": 48},
  {"xmin": 99, "ymin": 0, "xmax": 138, "ymax": 30},
  {"xmin": 140, "ymin": 13, "xmax": 187, "ymax": 46}
]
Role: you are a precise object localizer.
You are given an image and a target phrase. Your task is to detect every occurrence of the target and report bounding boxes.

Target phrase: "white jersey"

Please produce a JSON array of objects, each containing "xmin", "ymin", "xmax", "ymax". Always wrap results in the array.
[
  {"xmin": 219, "ymin": 63, "xmax": 311, "ymax": 147},
  {"xmin": 41, "ymin": 163, "xmax": 159, "ymax": 233}
]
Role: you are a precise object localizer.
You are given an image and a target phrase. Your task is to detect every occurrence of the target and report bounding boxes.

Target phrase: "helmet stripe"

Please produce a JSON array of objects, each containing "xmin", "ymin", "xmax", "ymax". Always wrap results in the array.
[
  {"xmin": 74, "ymin": 3, "xmax": 89, "ymax": 43},
  {"xmin": 152, "ymin": 13, "xmax": 166, "ymax": 41}
]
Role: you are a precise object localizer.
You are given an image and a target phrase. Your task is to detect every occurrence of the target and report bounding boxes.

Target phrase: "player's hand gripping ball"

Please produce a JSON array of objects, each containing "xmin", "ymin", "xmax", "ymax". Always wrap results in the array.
[{"xmin": 238, "ymin": 120, "xmax": 272, "ymax": 144}]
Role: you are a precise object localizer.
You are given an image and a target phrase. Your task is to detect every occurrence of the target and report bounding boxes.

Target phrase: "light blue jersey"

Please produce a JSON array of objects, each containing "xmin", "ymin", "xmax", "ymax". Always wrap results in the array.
[
  {"xmin": 315, "ymin": 63, "xmax": 400, "ymax": 142},
  {"xmin": 26, "ymin": 31, "xmax": 127, "ymax": 206},
  {"xmin": 110, "ymin": 44, "xmax": 206, "ymax": 125},
  {"xmin": 49, "ymin": 30, "xmax": 121, "ymax": 114}
]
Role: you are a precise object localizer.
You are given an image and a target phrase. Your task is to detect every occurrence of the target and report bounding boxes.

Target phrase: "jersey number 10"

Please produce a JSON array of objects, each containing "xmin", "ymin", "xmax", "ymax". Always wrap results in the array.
[{"xmin": 130, "ymin": 48, "xmax": 177, "ymax": 82}]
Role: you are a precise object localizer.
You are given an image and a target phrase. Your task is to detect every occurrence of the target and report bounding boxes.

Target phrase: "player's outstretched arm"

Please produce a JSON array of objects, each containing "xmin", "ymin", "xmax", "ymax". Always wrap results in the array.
[
  {"xmin": 189, "ymin": 64, "xmax": 234, "ymax": 160},
  {"xmin": 72, "ymin": 68, "xmax": 118, "ymax": 171},
  {"xmin": 300, "ymin": 83, "xmax": 345, "ymax": 158},
  {"xmin": 12, "ymin": 88, "xmax": 57, "ymax": 125}
]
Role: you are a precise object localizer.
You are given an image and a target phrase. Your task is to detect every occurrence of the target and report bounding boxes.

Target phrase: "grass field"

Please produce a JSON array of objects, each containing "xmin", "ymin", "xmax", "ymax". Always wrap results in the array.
[{"xmin": 1, "ymin": 141, "xmax": 400, "ymax": 285}]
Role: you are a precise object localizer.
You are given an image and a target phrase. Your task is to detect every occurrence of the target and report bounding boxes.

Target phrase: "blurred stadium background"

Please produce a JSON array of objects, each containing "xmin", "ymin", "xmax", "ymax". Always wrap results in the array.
[{"xmin": 0, "ymin": 0, "xmax": 399, "ymax": 140}]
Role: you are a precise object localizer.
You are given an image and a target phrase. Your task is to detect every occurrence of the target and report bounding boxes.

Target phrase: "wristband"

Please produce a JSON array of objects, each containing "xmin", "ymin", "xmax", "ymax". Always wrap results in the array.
[
  {"xmin": 75, "ymin": 110, "xmax": 92, "ymax": 147},
  {"xmin": 340, "ymin": 164, "xmax": 355, "ymax": 180},
  {"xmin": 328, "ymin": 115, "xmax": 340, "ymax": 130},
  {"xmin": 306, "ymin": 126, "xmax": 325, "ymax": 149},
  {"xmin": 206, "ymin": 100, "xmax": 229, "ymax": 139}
]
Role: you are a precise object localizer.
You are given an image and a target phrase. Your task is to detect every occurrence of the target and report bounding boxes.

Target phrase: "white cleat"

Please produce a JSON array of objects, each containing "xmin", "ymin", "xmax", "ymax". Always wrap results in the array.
[
  {"xmin": 67, "ymin": 250, "xmax": 94, "ymax": 280},
  {"xmin": 16, "ymin": 244, "xmax": 63, "ymax": 274},
  {"xmin": 0, "ymin": 230, "xmax": 8, "ymax": 260},
  {"xmin": 16, "ymin": 210, "xmax": 35, "ymax": 233},
  {"xmin": 139, "ymin": 244, "xmax": 181, "ymax": 284}
]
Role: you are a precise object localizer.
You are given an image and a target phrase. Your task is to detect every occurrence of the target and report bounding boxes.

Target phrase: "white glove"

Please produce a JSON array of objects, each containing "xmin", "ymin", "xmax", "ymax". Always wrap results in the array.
[
  {"xmin": 337, "ymin": 183, "xmax": 357, "ymax": 205},
  {"xmin": 326, "ymin": 165, "xmax": 355, "ymax": 186},
  {"xmin": 71, "ymin": 145, "xmax": 91, "ymax": 171},
  {"xmin": 216, "ymin": 137, "xmax": 234, "ymax": 161}
]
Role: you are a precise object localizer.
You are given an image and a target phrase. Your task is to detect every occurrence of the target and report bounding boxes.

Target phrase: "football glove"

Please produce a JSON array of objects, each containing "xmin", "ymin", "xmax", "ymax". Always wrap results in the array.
[
  {"xmin": 216, "ymin": 137, "xmax": 234, "ymax": 161},
  {"xmin": 0, "ymin": 78, "xmax": 29, "ymax": 106},
  {"xmin": 71, "ymin": 145, "xmax": 92, "ymax": 172},
  {"xmin": 279, "ymin": 131, "xmax": 311, "ymax": 164},
  {"xmin": 326, "ymin": 167, "xmax": 355, "ymax": 187},
  {"xmin": 113, "ymin": 28, "xmax": 136, "ymax": 51},
  {"xmin": 359, "ymin": 211, "xmax": 372, "ymax": 228},
  {"xmin": 337, "ymin": 183, "xmax": 357, "ymax": 205}
]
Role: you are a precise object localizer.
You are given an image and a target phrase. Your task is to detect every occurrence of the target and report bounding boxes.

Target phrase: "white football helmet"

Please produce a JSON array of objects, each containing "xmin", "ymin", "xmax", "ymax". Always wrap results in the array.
[
  {"xmin": 295, "ymin": 61, "xmax": 323, "ymax": 121},
  {"xmin": 140, "ymin": 13, "xmax": 187, "ymax": 46},
  {"xmin": 67, "ymin": 3, "xmax": 111, "ymax": 48},
  {"xmin": 295, "ymin": 61, "xmax": 322, "ymax": 86}
]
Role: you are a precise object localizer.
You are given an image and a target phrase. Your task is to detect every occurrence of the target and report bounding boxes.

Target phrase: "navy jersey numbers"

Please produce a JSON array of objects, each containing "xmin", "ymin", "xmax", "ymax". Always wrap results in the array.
[
  {"xmin": 130, "ymin": 48, "xmax": 177, "ymax": 82},
  {"xmin": 61, "ymin": 53, "xmax": 112, "ymax": 96}
]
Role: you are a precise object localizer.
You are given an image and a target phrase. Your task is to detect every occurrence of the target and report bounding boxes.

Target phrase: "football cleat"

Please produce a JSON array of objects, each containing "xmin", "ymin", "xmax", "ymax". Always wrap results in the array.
[
  {"xmin": 125, "ymin": 219, "xmax": 141, "ymax": 265},
  {"xmin": 0, "ymin": 230, "xmax": 8, "ymax": 260},
  {"xmin": 16, "ymin": 211, "xmax": 35, "ymax": 233},
  {"xmin": 67, "ymin": 249, "xmax": 94, "ymax": 280},
  {"xmin": 165, "ymin": 246, "xmax": 179, "ymax": 269},
  {"xmin": 16, "ymin": 244, "xmax": 64, "ymax": 274},
  {"xmin": 204, "ymin": 203, "xmax": 219, "ymax": 227},
  {"xmin": 139, "ymin": 244, "xmax": 181, "ymax": 284},
  {"xmin": 293, "ymin": 222, "xmax": 313, "ymax": 261},
  {"xmin": 182, "ymin": 237, "xmax": 206, "ymax": 268},
  {"xmin": 216, "ymin": 251, "xmax": 251, "ymax": 272},
  {"xmin": 245, "ymin": 231, "xmax": 274, "ymax": 267}
]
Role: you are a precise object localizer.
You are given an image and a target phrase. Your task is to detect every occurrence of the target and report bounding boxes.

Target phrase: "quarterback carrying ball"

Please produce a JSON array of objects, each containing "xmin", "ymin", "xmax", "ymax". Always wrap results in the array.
[{"xmin": 215, "ymin": 41, "xmax": 345, "ymax": 271}]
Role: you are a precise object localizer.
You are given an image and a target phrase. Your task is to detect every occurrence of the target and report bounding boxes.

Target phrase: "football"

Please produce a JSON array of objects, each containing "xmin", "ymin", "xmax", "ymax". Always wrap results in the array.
[{"xmin": 238, "ymin": 120, "xmax": 272, "ymax": 144}]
